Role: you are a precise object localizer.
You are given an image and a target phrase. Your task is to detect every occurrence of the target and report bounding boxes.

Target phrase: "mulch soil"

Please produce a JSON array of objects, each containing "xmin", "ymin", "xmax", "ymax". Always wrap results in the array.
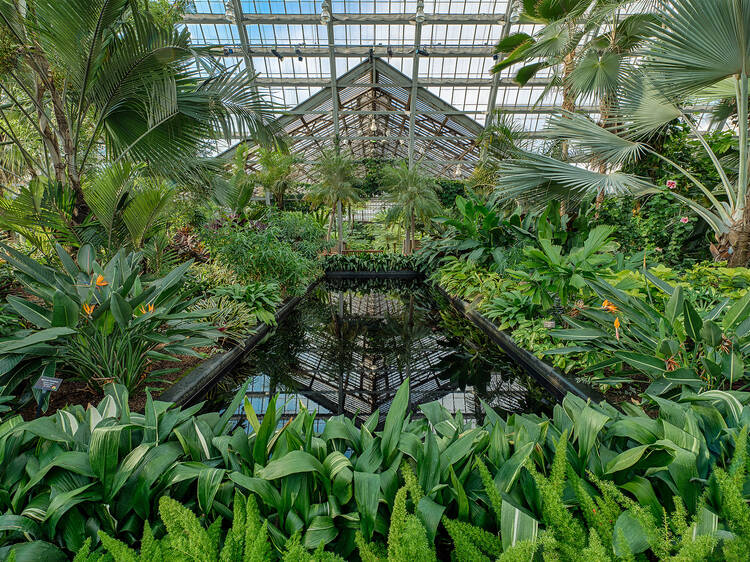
[{"xmin": 16, "ymin": 352, "xmax": 210, "ymax": 421}]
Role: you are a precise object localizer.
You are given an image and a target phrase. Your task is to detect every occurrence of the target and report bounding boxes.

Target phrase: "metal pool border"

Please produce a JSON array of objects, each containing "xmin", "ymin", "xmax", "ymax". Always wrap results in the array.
[
  {"xmin": 324, "ymin": 271, "xmax": 424, "ymax": 280},
  {"xmin": 160, "ymin": 279, "xmax": 322, "ymax": 406},
  {"xmin": 433, "ymin": 285, "xmax": 605, "ymax": 404}
]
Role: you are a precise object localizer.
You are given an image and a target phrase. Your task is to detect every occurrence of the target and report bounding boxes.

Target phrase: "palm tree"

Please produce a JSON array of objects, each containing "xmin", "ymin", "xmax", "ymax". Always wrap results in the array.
[
  {"xmin": 383, "ymin": 162, "xmax": 442, "ymax": 255},
  {"xmin": 0, "ymin": 0, "xmax": 274, "ymax": 224},
  {"xmin": 494, "ymin": 1, "xmax": 654, "ymax": 162},
  {"xmin": 307, "ymin": 150, "xmax": 361, "ymax": 252},
  {"xmin": 252, "ymin": 147, "xmax": 300, "ymax": 209},
  {"xmin": 212, "ymin": 143, "xmax": 256, "ymax": 215},
  {"xmin": 495, "ymin": 0, "xmax": 750, "ymax": 267}
]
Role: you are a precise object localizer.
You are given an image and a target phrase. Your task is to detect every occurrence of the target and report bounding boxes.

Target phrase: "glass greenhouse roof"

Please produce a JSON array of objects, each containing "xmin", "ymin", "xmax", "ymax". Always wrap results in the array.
[{"xmin": 178, "ymin": 1, "xmax": 719, "ymax": 176}]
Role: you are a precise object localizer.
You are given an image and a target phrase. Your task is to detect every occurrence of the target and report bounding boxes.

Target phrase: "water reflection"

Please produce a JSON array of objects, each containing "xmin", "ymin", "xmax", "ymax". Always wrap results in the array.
[{"xmin": 200, "ymin": 280, "xmax": 552, "ymax": 427}]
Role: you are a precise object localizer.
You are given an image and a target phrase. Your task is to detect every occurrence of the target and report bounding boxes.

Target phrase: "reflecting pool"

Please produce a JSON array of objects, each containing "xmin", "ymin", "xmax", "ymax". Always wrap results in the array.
[{"xmin": 199, "ymin": 279, "xmax": 552, "ymax": 428}]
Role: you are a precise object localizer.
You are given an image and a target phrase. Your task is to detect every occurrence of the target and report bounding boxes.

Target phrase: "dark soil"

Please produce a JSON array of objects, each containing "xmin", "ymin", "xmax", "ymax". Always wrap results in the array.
[{"xmin": 17, "ymin": 352, "xmax": 210, "ymax": 421}]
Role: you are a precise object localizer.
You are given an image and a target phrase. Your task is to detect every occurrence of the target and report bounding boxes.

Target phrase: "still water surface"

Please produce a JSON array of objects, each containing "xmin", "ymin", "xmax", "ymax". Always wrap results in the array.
[{"xmin": 200, "ymin": 280, "xmax": 552, "ymax": 429}]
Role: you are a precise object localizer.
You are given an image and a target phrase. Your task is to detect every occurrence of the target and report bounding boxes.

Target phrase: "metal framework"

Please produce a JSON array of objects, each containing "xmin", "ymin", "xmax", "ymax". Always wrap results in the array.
[{"xmin": 180, "ymin": 1, "xmax": 718, "ymax": 177}]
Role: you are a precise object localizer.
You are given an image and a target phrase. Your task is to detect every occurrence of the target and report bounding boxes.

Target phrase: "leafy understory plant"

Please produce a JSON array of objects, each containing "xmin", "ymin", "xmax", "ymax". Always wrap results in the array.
[{"xmin": 0, "ymin": 243, "xmax": 219, "ymax": 399}]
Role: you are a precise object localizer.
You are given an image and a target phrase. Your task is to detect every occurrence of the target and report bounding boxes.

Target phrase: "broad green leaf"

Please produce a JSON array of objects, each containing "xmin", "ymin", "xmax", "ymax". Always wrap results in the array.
[
  {"xmin": 354, "ymin": 471, "xmax": 380, "ymax": 540},
  {"xmin": 615, "ymin": 351, "xmax": 666, "ymax": 377},
  {"xmin": 683, "ymin": 301, "xmax": 703, "ymax": 341},
  {"xmin": 381, "ymin": 379, "xmax": 410, "ymax": 464},
  {"xmin": 613, "ymin": 510, "xmax": 651, "ymax": 557},
  {"xmin": 724, "ymin": 291, "xmax": 750, "ymax": 331},
  {"xmin": 500, "ymin": 500, "xmax": 538, "ymax": 550},
  {"xmin": 77, "ymin": 245, "xmax": 95, "ymax": 274},
  {"xmin": 197, "ymin": 467, "xmax": 225, "ymax": 515},
  {"xmin": 110, "ymin": 293, "xmax": 132, "ymax": 329},
  {"xmin": 666, "ymin": 285, "xmax": 683, "ymax": 324},
  {"xmin": 416, "ymin": 496, "xmax": 445, "ymax": 543},
  {"xmin": 51, "ymin": 291, "xmax": 79, "ymax": 328},
  {"xmin": 303, "ymin": 516, "xmax": 337, "ymax": 549},
  {"xmin": 256, "ymin": 450, "xmax": 324, "ymax": 480},
  {"xmin": 7, "ymin": 296, "xmax": 52, "ymax": 329}
]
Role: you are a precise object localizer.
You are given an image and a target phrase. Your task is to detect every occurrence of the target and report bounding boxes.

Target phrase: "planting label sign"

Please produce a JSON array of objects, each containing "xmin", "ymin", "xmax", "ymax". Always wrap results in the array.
[{"xmin": 33, "ymin": 376, "xmax": 63, "ymax": 392}]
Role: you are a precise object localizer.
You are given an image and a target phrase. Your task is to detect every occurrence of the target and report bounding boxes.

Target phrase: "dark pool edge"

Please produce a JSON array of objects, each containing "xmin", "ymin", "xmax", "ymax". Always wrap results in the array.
[
  {"xmin": 433, "ymin": 285, "xmax": 607, "ymax": 405},
  {"xmin": 324, "ymin": 270, "xmax": 424, "ymax": 280},
  {"xmin": 160, "ymin": 279, "xmax": 322, "ymax": 406}
]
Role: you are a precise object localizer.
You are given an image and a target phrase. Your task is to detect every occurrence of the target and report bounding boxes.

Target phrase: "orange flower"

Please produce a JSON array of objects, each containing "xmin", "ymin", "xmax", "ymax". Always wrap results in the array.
[
  {"xmin": 139, "ymin": 303, "xmax": 155, "ymax": 314},
  {"xmin": 614, "ymin": 317, "xmax": 621, "ymax": 341},
  {"xmin": 82, "ymin": 303, "xmax": 95, "ymax": 316},
  {"xmin": 94, "ymin": 274, "xmax": 108, "ymax": 287},
  {"xmin": 602, "ymin": 300, "xmax": 619, "ymax": 313}
]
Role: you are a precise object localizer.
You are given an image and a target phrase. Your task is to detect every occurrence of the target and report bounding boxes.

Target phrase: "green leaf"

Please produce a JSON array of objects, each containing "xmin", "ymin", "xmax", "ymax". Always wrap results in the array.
[
  {"xmin": 724, "ymin": 291, "xmax": 750, "ymax": 331},
  {"xmin": 615, "ymin": 351, "xmax": 666, "ymax": 377},
  {"xmin": 613, "ymin": 510, "xmax": 650, "ymax": 557},
  {"xmin": 683, "ymin": 300, "xmax": 703, "ymax": 341},
  {"xmin": 110, "ymin": 293, "xmax": 133, "ymax": 329},
  {"xmin": 0, "ymin": 541, "xmax": 67, "ymax": 562},
  {"xmin": 354, "ymin": 471, "xmax": 380, "ymax": 540},
  {"xmin": 500, "ymin": 500, "xmax": 538, "ymax": 551},
  {"xmin": 303, "ymin": 516, "xmax": 337, "ymax": 549},
  {"xmin": 0, "ymin": 327, "xmax": 76, "ymax": 354},
  {"xmin": 228, "ymin": 472, "xmax": 281, "ymax": 510},
  {"xmin": 197, "ymin": 467, "xmax": 225, "ymax": 515},
  {"xmin": 416, "ymin": 496, "xmax": 445, "ymax": 543},
  {"xmin": 7, "ymin": 296, "xmax": 52, "ymax": 329},
  {"xmin": 449, "ymin": 466, "xmax": 469, "ymax": 521},
  {"xmin": 256, "ymin": 450, "xmax": 324, "ymax": 480},
  {"xmin": 77, "ymin": 244, "xmax": 95, "ymax": 274},
  {"xmin": 666, "ymin": 285, "xmax": 683, "ymax": 324},
  {"xmin": 574, "ymin": 406, "xmax": 610, "ymax": 462},
  {"xmin": 381, "ymin": 379, "xmax": 410, "ymax": 464},
  {"xmin": 90, "ymin": 425, "xmax": 129, "ymax": 498},
  {"xmin": 51, "ymin": 291, "xmax": 79, "ymax": 328}
]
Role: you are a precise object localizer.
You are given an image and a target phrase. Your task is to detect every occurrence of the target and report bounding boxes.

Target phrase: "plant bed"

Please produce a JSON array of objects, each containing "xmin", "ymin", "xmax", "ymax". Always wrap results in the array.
[
  {"xmin": 434, "ymin": 284, "xmax": 605, "ymax": 404},
  {"xmin": 17, "ymin": 351, "xmax": 206, "ymax": 420}
]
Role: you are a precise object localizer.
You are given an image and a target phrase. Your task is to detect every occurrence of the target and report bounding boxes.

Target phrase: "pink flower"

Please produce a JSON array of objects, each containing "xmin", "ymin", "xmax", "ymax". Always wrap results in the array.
[
  {"xmin": 680, "ymin": 217, "xmax": 689, "ymax": 224},
  {"xmin": 667, "ymin": 180, "xmax": 677, "ymax": 190}
]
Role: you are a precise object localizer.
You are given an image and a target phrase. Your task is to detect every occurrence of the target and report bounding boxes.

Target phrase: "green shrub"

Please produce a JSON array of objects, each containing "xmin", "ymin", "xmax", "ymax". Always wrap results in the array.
[
  {"xmin": 0, "ymin": 244, "xmax": 219, "ymax": 401},
  {"xmin": 201, "ymin": 221, "xmax": 320, "ymax": 297}
]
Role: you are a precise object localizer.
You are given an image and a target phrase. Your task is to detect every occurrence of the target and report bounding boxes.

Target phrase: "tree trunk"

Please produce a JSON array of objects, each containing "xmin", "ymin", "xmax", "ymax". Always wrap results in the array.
[
  {"xmin": 403, "ymin": 222, "xmax": 410, "ymax": 255},
  {"xmin": 336, "ymin": 199, "xmax": 344, "ymax": 253},
  {"xmin": 560, "ymin": 39, "xmax": 577, "ymax": 164},
  {"xmin": 409, "ymin": 211, "xmax": 416, "ymax": 254},
  {"xmin": 727, "ymin": 204, "xmax": 750, "ymax": 267}
]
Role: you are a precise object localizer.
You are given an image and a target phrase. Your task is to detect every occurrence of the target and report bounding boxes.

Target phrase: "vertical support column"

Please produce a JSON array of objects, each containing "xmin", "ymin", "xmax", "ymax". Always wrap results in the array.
[
  {"xmin": 408, "ymin": 0, "xmax": 425, "ymax": 169},
  {"xmin": 484, "ymin": 1, "xmax": 515, "ymax": 130},
  {"xmin": 230, "ymin": 0, "xmax": 259, "ymax": 98},
  {"xmin": 323, "ymin": 0, "xmax": 340, "ymax": 151}
]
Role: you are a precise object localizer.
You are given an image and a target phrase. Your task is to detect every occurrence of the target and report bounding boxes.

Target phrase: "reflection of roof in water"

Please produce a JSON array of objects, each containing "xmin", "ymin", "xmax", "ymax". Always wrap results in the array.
[{"xmin": 214, "ymin": 285, "xmax": 544, "ymax": 430}]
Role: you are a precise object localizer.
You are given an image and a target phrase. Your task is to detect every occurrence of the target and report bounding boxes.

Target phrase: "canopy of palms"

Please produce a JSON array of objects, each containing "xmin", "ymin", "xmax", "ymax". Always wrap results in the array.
[
  {"xmin": 494, "ymin": 1, "xmax": 655, "ymax": 127},
  {"xmin": 494, "ymin": 0, "xmax": 750, "ymax": 266},
  {"xmin": 307, "ymin": 150, "xmax": 361, "ymax": 252},
  {"xmin": 252, "ymin": 147, "xmax": 300, "ymax": 209},
  {"xmin": 383, "ymin": 162, "xmax": 442, "ymax": 255},
  {"xmin": 0, "ymin": 0, "xmax": 274, "ymax": 225}
]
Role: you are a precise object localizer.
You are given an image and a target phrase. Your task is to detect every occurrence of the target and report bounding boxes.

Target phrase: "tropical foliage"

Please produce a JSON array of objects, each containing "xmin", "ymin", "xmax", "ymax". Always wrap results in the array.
[
  {"xmin": 0, "ymin": 243, "xmax": 219, "ymax": 402},
  {"xmin": 496, "ymin": 0, "xmax": 750, "ymax": 266}
]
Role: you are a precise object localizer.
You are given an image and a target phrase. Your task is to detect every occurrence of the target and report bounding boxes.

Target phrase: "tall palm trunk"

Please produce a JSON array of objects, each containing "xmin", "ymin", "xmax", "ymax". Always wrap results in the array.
[
  {"xmin": 409, "ymin": 210, "xmax": 416, "ymax": 254},
  {"xmin": 403, "ymin": 220, "xmax": 411, "ymax": 255},
  {"xmin": 727, "ymin": 203, "xmax": 750, "ymax": 266},
  {"xmin": 336, "ymin": 199, "xmax": 344, "ymax": 253}
]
